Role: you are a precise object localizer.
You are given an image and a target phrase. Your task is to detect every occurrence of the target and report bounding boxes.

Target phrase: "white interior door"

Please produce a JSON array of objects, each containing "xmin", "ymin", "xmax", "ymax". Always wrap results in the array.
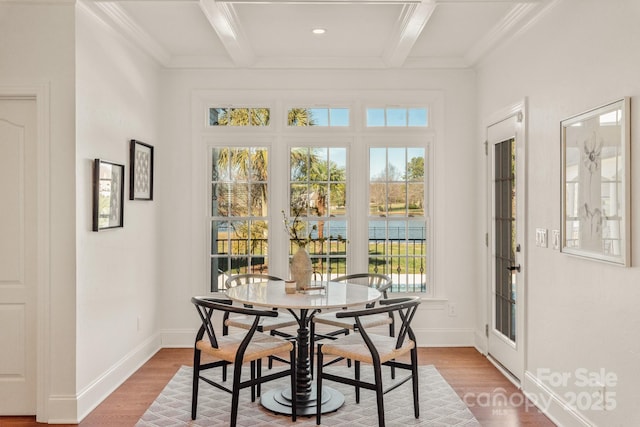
[
  {"xmin": 0, "ymin": 98, "xmax": 37, "ymax": 414},
  {"xmin": 487, "ymin": 108, "xmax": 526, "ymax": 382}
]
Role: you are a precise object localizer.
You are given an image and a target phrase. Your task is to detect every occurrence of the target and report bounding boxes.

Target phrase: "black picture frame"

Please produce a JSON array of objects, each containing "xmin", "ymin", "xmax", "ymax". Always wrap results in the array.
[
  {"xmin": 93, "ymin": 158, "xmax": 125, "ymax": 231},
  {"xmin": 129, "ymin": 139, "xmax": 154, "ymax": 200}
]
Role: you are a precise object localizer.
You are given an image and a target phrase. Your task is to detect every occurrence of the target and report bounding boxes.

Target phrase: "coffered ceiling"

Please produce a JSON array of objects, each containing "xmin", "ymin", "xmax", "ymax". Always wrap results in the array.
[{"xmin": 83, "ymin": 0, "xmax": 557, "ymax": 69}]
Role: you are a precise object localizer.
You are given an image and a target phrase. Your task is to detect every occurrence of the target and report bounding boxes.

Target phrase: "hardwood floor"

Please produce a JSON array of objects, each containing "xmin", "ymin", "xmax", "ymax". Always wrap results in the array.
[{"xmin": 0, "ymin": 347, "xmax": 554, "ymax": 426}]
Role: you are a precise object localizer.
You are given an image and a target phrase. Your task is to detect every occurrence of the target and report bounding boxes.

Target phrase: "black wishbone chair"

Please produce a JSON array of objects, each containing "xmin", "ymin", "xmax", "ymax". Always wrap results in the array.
[
  {"xmin": 191, "ymin": 297, "xmax": 297, "ymax": 426},
  {"xmin": 223, "ymin": 274, "xmax": 297, "ymax": 381},
  {"xmin": 309, "ymin": 273, "xmax": 394, "ymax": 378},
  {"xmin": 315, "ymin": 296, "xmax": 421, "ymax": 427}
]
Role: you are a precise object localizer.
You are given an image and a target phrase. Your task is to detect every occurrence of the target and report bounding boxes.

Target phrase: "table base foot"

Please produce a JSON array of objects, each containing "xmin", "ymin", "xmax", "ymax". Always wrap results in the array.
[{"xmin": 260, "ymin": 385, "xmax": 344, "ymax": 417}]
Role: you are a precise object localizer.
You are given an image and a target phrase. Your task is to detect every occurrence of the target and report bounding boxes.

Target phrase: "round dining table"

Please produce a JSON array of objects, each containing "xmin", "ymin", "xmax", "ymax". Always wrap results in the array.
[{"xmin": 225, "ymin": 279, "xmax": 382, "ymax": 416}]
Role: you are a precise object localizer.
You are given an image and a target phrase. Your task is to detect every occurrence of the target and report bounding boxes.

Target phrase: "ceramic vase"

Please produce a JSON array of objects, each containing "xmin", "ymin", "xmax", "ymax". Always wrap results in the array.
[{"xmin": 290, "ymin": 246, "xmax": 312, "ymax": 290}]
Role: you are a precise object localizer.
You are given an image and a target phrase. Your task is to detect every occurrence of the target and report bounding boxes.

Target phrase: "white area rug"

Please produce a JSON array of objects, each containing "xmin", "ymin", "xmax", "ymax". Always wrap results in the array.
[{"xmin": 136, "ymin": 365, "xmax": 480, "ymax": 426}]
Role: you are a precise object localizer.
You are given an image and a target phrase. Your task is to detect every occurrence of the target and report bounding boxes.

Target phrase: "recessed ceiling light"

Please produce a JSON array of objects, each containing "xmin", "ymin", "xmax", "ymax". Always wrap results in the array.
[{"xmin": 312, "ymin": 28, "xmax": 326, "ymax": 35}]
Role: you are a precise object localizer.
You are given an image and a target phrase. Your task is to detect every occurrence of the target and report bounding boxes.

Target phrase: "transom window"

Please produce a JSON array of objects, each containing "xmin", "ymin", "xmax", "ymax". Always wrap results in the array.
[
  {"xmin": 209, "ymin": 107, "xmax": 270, "ymax": 126},
  {"xmin": 366, "ymin": 107, "xmax": 428, "ymax": 127},
  {"xmin": 287, "ymin": 107, "xmax": 349, "ymax": 127}
]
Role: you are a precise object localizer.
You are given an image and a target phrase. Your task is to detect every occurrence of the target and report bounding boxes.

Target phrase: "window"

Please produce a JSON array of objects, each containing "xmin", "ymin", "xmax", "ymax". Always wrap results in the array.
[
  {"xmin": 209, "ymin": 107, "xmax": 270, "ymax": 126},
  {"xmin": 287, "ymin": 108, "xmax": 349, "ymax": 127},
  {"xmin": 210, "ymin": 147, "xmax": 269, "ymax": 291},
  {"xmin": 368, "ymin": 147, "xmax": 427, "ymax": 292},
  {"xmin": 288, "ymin": 147, "xmax": 348, "ymax": 277},
  {"xmin": 366, "ymin": 107, "xmax": 428, "ymax": 127},
  {"xmin": 204, "ymin": 97, "xmax": 431, "ymax": 295}
]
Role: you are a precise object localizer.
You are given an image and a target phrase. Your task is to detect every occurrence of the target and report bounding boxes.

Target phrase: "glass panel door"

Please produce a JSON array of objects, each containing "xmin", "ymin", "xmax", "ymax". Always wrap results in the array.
[{"xmin": 494, "ymin": 138, "xmax": 517, "ymax": 342}]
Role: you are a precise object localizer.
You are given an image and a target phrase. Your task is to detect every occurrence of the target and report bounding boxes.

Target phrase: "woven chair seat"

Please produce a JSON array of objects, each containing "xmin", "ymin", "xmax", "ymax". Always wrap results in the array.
[
  {"xmin": 313, "ymin": 311, "xmax": 391, "ymax": 329},
  {"xmin": 196, "ymin": 332, "xmax": 293, "ymax": 363},
  {"xmin": 225, "ymin": 312, "xmax": 297, "ymax": 331},
  {"xmin": 320, "ymin": 332, "xmax": 415, "ymax": 365}
]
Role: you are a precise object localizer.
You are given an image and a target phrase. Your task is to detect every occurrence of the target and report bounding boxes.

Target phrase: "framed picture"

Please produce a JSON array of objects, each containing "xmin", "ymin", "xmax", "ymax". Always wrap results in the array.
[
  {"xmin": 560, "ymin": 97, "xmax": 631, "ymax": 266},
  {"xmin": 129, "ymin": 139, "xmax": 154, "ymax": 200},
  {"xmin": 93, "ymin": 159, "xmax": 125, "ymax": 231}
]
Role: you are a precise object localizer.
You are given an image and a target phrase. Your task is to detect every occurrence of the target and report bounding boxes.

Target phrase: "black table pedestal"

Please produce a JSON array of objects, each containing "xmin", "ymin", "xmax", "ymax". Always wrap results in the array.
[{"xmin": 260, "ymin": 308, "xmax": 345, "ymax": 416}]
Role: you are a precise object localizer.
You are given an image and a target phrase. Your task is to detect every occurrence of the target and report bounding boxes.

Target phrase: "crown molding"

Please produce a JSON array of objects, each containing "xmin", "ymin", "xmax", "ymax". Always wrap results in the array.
[
  {"xmin": 403, "ymin": 55, "xmax": 471, "ymax": 69},
  {"xmin": 464, "ymin": 0, "xmax": 558, "ymax": 66},
  {"xmin": 84, "ymin": 1, "xmax": 172, "ymax": 66},
  {"xmin": 166, "ymin": 54, "xmax": 236, "ymax": 69},
  {"xmin": 0, "ymin": 0, "xmax": 75, "ymax": 3},
  {"xmin": 77, "ymin": 0, "xmax": 555, "ymax": 71}
]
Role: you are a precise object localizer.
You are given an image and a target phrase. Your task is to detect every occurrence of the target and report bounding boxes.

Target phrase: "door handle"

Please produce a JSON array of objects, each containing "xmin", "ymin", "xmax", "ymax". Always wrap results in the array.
[{"xmin": 506, "ymin": 264, "xmax": 521, "ymax": 273}]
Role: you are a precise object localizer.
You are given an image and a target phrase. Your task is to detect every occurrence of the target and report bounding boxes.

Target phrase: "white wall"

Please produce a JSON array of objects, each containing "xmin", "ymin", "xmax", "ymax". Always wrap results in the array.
[
  {"xmin": 75, "ymin": 3, "xmax": 162, "ymax": 421},
  {"xmin": 476, "ymin": 0, "xmax": 640, "ymax": 425},
  {"xmin": 0, "ymin": 1, "xmax": 77, "ymax": 422},
  {"xmin": 157, "ymin": 68, "xmax": 479, "ymax": 348}
]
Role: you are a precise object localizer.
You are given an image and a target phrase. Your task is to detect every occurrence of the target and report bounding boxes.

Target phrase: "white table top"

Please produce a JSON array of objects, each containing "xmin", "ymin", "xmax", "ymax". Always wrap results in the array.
[{"xmin": 225, "ymin": 280, "xmax": 381, "ymax": 310}]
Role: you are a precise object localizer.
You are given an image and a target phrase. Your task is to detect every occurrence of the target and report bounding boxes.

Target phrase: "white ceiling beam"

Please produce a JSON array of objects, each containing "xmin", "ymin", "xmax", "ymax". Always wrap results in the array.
[
  {"xmin": 382, "ymin": 0, "xmax": 437, "ymax": 68},
  {"xmin": 199, "ymin": 0, "xmax": 255, "ymax": 67}
]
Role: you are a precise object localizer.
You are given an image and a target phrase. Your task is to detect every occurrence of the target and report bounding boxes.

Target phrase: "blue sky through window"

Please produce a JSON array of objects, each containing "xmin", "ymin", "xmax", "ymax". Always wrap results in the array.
[
  {"xmin": 296, "ymin": 108, "xmax": 350, "ymax": 126},
  {"xmin": 366, "ymin": 107, "xmax": 428, "ymax": 127}
]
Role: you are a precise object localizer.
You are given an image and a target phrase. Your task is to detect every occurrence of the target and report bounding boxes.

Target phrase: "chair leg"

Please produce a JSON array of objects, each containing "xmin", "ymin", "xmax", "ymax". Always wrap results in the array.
[
  {"xmin": 316, "ymin": 345, "xmax": 324, "ymax": 426},
  {"xmin": 250, "ymin": 361, "xmax": 256, "ymax": 402},
  {"xmin": 231, "ymin": 362, "xmax": 243, "ymax": 427},
  {"xmin": 191, "ymin": 348, "xmax": 201, "ymax": 420},
  {"xmin": 389, "ymin": 322, "xmax": 396, "ymax": 379},
  {"xmin": 257, "ymin": 359, "xmax": 262, "ymax": 397},
  {"xmin": 373, "ymin": 361, "xmax": 385, "ymax": 427},
  {"xmin": 355, "ymin": 360, "xmax": 360, "ymax": 403},
  {"xmin": 411, "ymin": 346, "xmax": 420, "ymax": 418},
  {"xmin": 222, "ymin": 324, "xmax": 229, "ymax": 382},
  {"xmin": 345, "ymin": 330, "xmax": 352, "ymax": 368}
]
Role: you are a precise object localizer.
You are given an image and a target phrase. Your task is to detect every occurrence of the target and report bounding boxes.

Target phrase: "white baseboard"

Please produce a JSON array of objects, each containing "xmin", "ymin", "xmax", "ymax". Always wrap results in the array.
[
  {"xmin": 71, "ymin": 333, "xmax": 162, "ymax": 423},
  {"xmin": 522, "ymin": 370, "xmax": 595, "ymax": 427}
]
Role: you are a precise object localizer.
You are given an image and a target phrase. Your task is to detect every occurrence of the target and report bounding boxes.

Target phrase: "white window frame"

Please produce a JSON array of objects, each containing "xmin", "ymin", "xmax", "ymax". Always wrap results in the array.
[
  {"xmin": 192, "ymin": 90, "xmax": 438, "ymax": 298},
  {"xmin": 364, "ymin": 137, "xmax": 433, "ymax": 296}
]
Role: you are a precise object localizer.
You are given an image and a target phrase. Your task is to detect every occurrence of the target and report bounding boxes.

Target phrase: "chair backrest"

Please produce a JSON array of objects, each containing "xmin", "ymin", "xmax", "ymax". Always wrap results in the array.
[
  {"xmin": 191, "ymin": 296, "xmax": 278, "ymax": 353},
  {"xmin": 224, "ymin": 273, "xmax": 283, "ymax": 290},
  {"xmin": 332, "ymin": 273, "xmax": 392, "ymax": 301},
  {"xmin": 335, "ymin": 296, "xmax": 421, "ymax": 358}
]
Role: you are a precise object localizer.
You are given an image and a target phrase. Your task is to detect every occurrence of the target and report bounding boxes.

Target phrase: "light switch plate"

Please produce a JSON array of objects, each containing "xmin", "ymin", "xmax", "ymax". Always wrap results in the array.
[
  {"xmin": 551, "ymin": 229, "xmax": 560, "ymax": 250},
  {"xmin": 536, "ymin": 228, "xmax": 548, "ymax": 248}
]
